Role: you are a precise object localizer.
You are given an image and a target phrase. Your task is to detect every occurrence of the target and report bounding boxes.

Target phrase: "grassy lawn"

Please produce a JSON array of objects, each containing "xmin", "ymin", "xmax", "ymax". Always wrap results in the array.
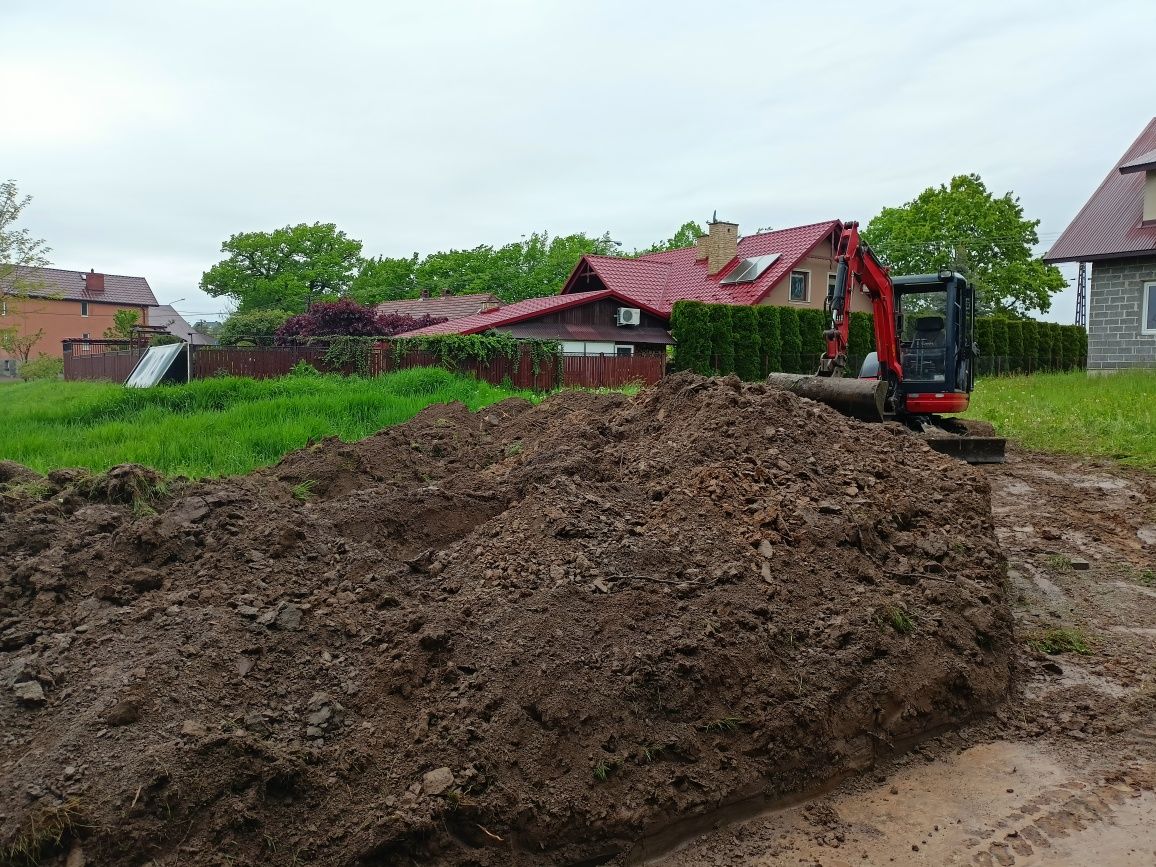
[
  {"xmin": 965, "ymin": 370, "xmax": 1156, "ymax": 469},
  {"xmin": 0, "ymin": 368, "xmax": 531, "ymax": 479}
]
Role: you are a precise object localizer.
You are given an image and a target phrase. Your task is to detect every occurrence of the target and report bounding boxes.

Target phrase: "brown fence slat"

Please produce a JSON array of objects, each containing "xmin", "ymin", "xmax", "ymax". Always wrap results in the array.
[{"xmin": 64, "ymin": 341, "xmax": 667, "ymax": 389}]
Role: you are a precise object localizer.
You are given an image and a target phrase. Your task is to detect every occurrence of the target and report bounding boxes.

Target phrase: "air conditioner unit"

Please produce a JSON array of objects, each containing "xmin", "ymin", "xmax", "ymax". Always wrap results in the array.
[{"xmin": 616, "ymin": 307, "xmax": 641, "ymax": 326}]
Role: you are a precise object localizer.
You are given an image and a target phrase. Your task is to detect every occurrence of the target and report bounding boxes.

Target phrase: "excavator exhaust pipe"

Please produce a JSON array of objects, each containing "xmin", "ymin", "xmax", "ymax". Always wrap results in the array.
[{"xmin": 765, "ymin": 373, "xmax": 886, "ymax": 422}]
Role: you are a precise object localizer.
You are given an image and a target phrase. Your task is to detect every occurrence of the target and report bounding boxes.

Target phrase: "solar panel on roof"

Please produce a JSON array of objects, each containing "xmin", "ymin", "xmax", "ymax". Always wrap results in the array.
[{"xmin": 719, "ymin": 253, "xmax": 780, "ymax": 285}]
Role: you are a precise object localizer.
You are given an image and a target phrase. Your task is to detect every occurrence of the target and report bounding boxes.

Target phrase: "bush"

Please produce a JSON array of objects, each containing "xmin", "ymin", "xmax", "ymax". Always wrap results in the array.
[
  {"xmin": 1020, "ymin": 320, "xmax": 1039, "ymax": 374},
  {"xmin": 779, "ymin": 307, "xmax": 803, "ymax": 373},
  {"xmin": 670, "ymin": 301, "xmax": 712, "ymax": 375},
  {"xmin": 730, "ymin": 306, "xmax": 761, "ymax": 381},
  {"xmin": 1036, "ymin": 320, "xmax": 1053, "ymax": 371},
  {"xmin": 276, "ymin": 298, "xmax": 446, "ymax": 342},
  {"xmin": 796, "ymin": 309, "xmax": 827, "ymax": 373},
  {"xmin": 755, "ymin": 306, "xmax": 782, "ymax": 375},
  {"xmin": 1005, "ymin": 320, "xmax": 1024, "ymax": 372},
  {"xmin": 1048, "ymin": 322, "xmax": 1064, "ymax": 370},
  {"xmin": 18, "ymin": 354, "xmax": 63, "ymax": 381},
  {"xmin": 848, "ymin": 311, "xmax": 875, "ymax": 366},
  {"xmin": 976, "ymin": 317, "xmax": 994, "ymax": 360},
  {"xmin": 708, "ymin": 305, "xmax": 735, "ymax": 375},
  {"xmin": 218, "ymin": 309, "xmax": 292, "ymax": 345},
  {"xmin": 990, "ymin": 318, "xmax": 1009, "ymax": 367}
]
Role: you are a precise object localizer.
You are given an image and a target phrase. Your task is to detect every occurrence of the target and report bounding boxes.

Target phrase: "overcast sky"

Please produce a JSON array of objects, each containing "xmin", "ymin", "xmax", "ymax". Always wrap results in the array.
[{"xmin": 4, "ymin": 0, "xmax": 1153, "ymax": 323}]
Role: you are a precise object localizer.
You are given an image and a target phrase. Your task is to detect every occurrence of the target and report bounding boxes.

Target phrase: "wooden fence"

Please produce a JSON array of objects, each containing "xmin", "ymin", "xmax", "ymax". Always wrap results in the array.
[
  {"xmin": 62, "ymin": 340, "xmax": 146, "ymax": 382},
  {"xmin": 64, "ymin": 342, "xmax": 667, "ymax": 389}
]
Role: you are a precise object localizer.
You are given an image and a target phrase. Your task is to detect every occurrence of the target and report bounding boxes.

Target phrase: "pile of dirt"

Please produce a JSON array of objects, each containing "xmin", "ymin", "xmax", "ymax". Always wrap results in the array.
[{"xmin": 0, "ymin": 373, "xmax": 1013, "ymax": 865}]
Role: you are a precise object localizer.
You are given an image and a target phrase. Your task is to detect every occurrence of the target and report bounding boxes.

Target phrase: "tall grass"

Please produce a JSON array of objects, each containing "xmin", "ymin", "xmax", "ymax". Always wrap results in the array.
[
  {"xmin": 965, "ymin": 370, "xmax": 1156, "ymax": 469},
  {"xmin": 0, "ymin": 368, "xmax": 530, "ymax": 478}
]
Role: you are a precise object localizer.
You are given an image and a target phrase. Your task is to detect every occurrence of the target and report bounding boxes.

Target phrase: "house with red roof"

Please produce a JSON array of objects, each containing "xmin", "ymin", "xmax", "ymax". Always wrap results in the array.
[
  {"xmin": 376, "ymin": 289, "xmax": 500, "ymax": 322},
  {"xmin": 1, "ymin": 266, "xmax": 158, "ymax": 376},
  {"xmin": 1045, "ymin": 117, "xmax": 1156, "ymax": 371},
  {"xmin": 405, "ymin": 218, "xmax": 869, "ymax": 356}
]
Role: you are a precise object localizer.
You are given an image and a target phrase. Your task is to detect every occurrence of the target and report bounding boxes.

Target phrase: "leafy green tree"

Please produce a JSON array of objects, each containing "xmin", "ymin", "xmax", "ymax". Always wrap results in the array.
[
  {"xmin": 193, "ymin": 320, "xmax": 223, "ymax": 339},
  {"xmin": 200, "ymin": 223, "xmax": 363, "ymax": 313},
  {"xmin": 755, "ymin": 306, "xmax": 781, "ymax": 374},
  {"xmin": 730, "ymin": 306, "xmax": 761, "ymax": 381},
  {"xmin": 635, "ymin": 221, "xmax": 705, "ymax": 255},
  {"xmin": 104, "ymin": 309, "xmax": 140, "ymax": 340},
  {"xmin": 975, "ymin": 318, "xmax": 994, "ymax": 363},
  {"xmin": 862, "ymin": 174, "xmax": 1067, "ymax": 317},
  {"xmin": 349, "ymin": 254, "xmax": 419, "ymax": 305},
  {"xmin": 0, "ymin": 180, "xmax": 52, "ymax": 363},
  {"xmin": 217, "ymin": 309, "xmax": 292, "ymax": 345},
  {"xmin": 708, "ymin": 305, "xmax": 734, "ymax": 375},
  {"xmin": 1047, "ymin": 322, "xmax": 1064, "ymax": 370}
]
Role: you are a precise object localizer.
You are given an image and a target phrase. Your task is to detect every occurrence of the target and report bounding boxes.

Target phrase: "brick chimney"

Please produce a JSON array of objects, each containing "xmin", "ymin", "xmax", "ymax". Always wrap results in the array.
[
  {"xmin": 85, "ymin": 269, "xmax": 105, "ymax": 292},
  {"xmin": 699, "ymin": 218, "xmax": 738, "ymax": 275}
]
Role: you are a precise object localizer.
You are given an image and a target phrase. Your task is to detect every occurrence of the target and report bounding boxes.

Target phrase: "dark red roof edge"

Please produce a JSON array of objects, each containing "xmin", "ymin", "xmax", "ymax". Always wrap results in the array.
[{"xmin": 450, "ymin": 289, "xmax": 668, "ymax": 336}]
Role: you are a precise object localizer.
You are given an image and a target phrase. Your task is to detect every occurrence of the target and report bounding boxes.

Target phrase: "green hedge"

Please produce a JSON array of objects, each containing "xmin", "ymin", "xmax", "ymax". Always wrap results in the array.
[
  {"xmin": 730, "ymin": 306, "xmax": 761, "ymax": 381},
  {"xmin": 709, "ymin": 304, "xmax": 735, "ymax": 375},
  {"xmin": 778, "ymin": 307, "xmax": 803, "ymax": 374},
  {"xmin": 755, "ymin": 306, "xmax": 781, "ymax": 376},
  {"xmin": 670, "ymin": 301, "xmax": 712, "ymax": 375},
  {"xmin": 669, "ymin": 303, "xmax": 1089, "ymax": 382}
]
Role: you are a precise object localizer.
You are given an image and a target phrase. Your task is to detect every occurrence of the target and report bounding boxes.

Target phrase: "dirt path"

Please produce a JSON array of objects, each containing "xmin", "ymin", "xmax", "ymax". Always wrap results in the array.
[{"xmin": 650, "ymin": 449, "xmax": 1156, "ymax": 866}]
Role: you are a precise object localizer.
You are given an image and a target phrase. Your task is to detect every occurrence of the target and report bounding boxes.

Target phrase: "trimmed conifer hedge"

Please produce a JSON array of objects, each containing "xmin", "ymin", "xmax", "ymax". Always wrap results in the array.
[
  {"xmin": 1004, "ymin": 320, "xmax": 1024, "ymax": 372},
  {"xmin": 709, "ymin": 304, "xmax": 735, "ymax": 375},
  {"xmin": 669, "ymin": 300, "xmax": 712, "ymax": 375},
  {"xmin": 778, "ymin": 307, "xmax": 803, "ymax": 374},
  {"xmin": 755, "ymin": 306, "xmax": 781, "ymax": 376},
  {"xmin": 730, "ymin": 306, "xmax": 762, "ymax": 381}
]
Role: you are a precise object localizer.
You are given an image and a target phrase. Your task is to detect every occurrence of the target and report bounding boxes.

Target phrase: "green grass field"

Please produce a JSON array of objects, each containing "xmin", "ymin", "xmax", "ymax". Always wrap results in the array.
[
  {"xmin": 0, "ymin": 368, "xmax": 530, "ymax": 479},
  {"xmin": 965, "ymin": 370, "xmax": 1156, "ymax": 469}
]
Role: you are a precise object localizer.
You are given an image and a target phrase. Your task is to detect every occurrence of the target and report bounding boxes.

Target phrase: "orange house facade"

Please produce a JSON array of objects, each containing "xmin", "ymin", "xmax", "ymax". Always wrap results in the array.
[{"xmin": 1, "ymin": 267, "xmax": 158, "ymax": 376}]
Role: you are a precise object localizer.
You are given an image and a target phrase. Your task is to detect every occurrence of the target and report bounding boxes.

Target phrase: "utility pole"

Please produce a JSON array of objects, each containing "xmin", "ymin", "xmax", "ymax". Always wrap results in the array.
[{"xmin": 1075, "ymin": 262, "xmax": 1087, "ymax": 328}]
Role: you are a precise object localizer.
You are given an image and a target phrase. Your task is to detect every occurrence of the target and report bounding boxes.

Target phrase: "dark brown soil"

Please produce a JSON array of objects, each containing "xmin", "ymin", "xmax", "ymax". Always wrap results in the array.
[{"xmin": 0, "ymin": 373, "xmax": 1012, "ymax": 866}]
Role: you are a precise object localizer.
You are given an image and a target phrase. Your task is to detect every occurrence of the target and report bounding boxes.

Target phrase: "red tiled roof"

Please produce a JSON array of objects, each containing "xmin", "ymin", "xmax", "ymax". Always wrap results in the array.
[
  {"xmin": 1, "ymin": 265, "xmax": 158, "ymax": 307},
  {"xmin": 376, "ymin": 293, "xmax": 499, "ymax": 321},
  {"xmin": 1044, "ymin": 118, "xmax": 1156, "ymax": 263},
  {"xmin": 565, "ymin": 220, "xmax": 840, "ymax": 314},
  {"xmin": 404, "ymin": 289, "xmax": 664, "ymax": 336},
  {"xmin": 404, "ymin": 220, "xmax": 841, "ymax": 337}
]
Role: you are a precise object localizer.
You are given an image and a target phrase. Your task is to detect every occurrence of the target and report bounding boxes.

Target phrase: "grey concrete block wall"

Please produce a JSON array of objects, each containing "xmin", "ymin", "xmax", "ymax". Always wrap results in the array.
[{"xmin": 1088, "ymin": 257, "xmax": 1156, "ymax": 370}]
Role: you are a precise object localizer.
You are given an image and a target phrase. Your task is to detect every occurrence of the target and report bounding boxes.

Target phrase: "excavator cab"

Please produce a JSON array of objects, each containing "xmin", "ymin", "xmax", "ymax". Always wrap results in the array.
[
  {"xmin": 892, "ymin": 272, "xmax": 974, "ymax": 415},
  {"xmin": 859, "ymin": 272, "xmax": 975, "ymax": 415}
]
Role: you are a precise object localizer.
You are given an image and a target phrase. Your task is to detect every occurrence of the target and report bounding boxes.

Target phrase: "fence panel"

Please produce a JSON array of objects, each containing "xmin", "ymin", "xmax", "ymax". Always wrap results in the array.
[
  {"xmin": 561, "ymin": 354, "xmax": 666, "ymax": 388},
  {"xmin": 63, "ymin": 341, "xmax": 146, "ymax": 382},
  {"xmin": 193, "ymin": 346, "xmax": 335, "ymax": 379}
]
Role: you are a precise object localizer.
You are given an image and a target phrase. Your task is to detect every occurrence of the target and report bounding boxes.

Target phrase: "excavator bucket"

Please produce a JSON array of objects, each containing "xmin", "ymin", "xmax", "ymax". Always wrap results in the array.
[
  {"xmin": 764, "ymin": 373, "xmax": 1006, "ymax": 465},
  {"xmin": 922, "ymin": 434, "xmax": 1006, "ymax": 464}
]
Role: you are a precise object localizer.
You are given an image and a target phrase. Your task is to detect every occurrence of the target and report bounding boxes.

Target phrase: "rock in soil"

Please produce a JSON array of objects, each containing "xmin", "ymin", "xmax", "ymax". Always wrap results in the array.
[{"xmin": 0, "ymin": 373, "xmax": 1012, "ymax": 865}]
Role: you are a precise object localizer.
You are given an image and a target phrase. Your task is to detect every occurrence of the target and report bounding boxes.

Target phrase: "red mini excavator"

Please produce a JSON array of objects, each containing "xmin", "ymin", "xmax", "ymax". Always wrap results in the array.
[{"xmin": 766, "ymin": 221, "xmax": 1005, "ymax": 463}]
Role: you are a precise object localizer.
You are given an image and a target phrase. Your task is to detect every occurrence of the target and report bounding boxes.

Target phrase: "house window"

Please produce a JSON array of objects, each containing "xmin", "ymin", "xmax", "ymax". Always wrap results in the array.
[
  {"xmin": 789, "ymin": 270, "xmax": 810, "ymax": 302},
  {"xmin": 614, "ymin": 345, "xmax": 634, "ymax": 357},
  {"xmin": 828, "ymin": 272, "xmax": 837, "ymax": 300},
  {"xmin": 81, "ymin": 301, "xmax": 89, "ymax": 317}
]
